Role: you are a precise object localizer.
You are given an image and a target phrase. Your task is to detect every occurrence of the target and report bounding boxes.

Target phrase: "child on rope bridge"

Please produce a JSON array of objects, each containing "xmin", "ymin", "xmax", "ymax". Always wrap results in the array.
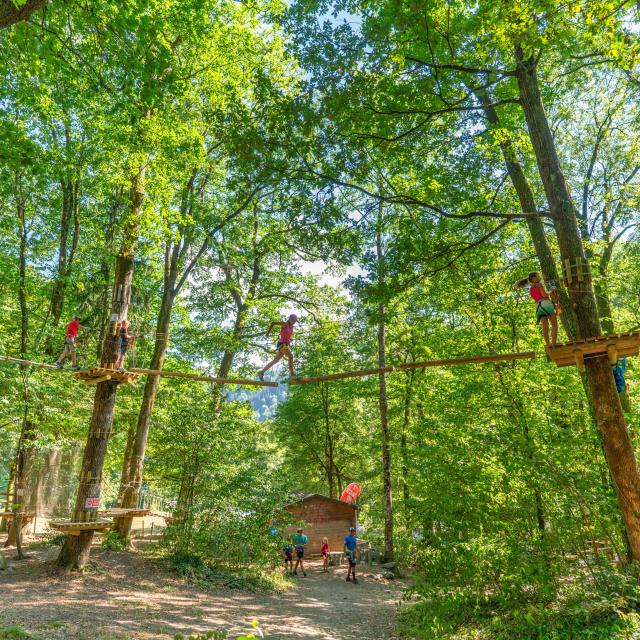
[
  {"xmin": 516, "ymin": 272, "xmax": 559, "ymax": 348},
  {"xmin": 55, "ymin": 316, "xmax": 89, "ymax": 370},
  {"xmin": 257, "ymin": 314, "xmax": 298, "ymax": 382}
]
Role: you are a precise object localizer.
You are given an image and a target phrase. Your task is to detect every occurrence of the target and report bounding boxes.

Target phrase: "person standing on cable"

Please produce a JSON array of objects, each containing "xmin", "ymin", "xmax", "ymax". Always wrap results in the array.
[
  {"xmin": 257, "ymin": 314, "xmax": 298, "ymax": 381},
  {"xmin": 55, "ymin": 316, "xmax": 89, "ymax": 371}
]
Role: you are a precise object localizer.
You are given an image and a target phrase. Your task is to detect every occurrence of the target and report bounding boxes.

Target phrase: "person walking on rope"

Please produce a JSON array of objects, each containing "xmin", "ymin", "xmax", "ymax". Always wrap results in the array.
[
  {"xmin": 55, "ymin": 316, "xmax": 89, "ymax": 370},
  {"xmin": 257, "ymin": 314, "xmax": 298, "ymax": 381},
  {"xmin": 115, "ymin": 320, "xmax": 137, "ymax": 371},
  {"xmin": 344, "ymin": 526, "xmax": 358, "ymax": 583},
  {"xmin": 292, "ymin": 527, "xmax": 308, "ymax": 577},
  {"xmin": 516, "ymin": 272, "xmax": 558, "ymax": 348}
]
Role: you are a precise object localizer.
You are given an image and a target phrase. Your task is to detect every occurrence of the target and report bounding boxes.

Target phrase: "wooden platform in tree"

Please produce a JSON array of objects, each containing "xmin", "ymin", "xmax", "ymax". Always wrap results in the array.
[
  {"xmin": 0, "ymin": 511, "xmax": 35, "ymax": 520},
  {"xmin": 73, "ymin": 368, "xmax": 140, "ymax": 385},
  {"xmin": 130, "ymin": 367, "xmax": 278, "ymax": 387},
  {"xmin": 100, "ymin": 508, "xmax": 150, "ymax": 518},
  {"xmin": 545, "ymin": 331, "xmax": 640, "ymax": 371},
  {"xmin": 48, "ymin": 519, "xmax": 112, "ymax": 535}
]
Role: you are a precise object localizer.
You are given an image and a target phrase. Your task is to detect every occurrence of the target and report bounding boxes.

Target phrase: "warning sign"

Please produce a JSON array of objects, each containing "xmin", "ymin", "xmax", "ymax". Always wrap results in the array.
[{"xmin": 85, "ymin": 498, "xmax": 100, "ymax": 509}]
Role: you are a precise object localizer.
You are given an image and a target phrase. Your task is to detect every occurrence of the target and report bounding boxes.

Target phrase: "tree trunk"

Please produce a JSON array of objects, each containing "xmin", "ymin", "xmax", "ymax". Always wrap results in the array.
[
  {"xmin": 0, "ymin": 0, "xmax": 45, "ymax": 29},
  {"xmin": 7, "ymin": 181, "xmax": 32, "ymax": 557},
  {"xmin": 515, "ymin": 47, "xmax": 640, "ymax": 562},
  {"xmin": 401, "ymin": 370, "xmax": 413, "ymax": 530},
  {"xmin": 57, "ymin": 164, "xmax": 145, "ymax": 570},
  {"xmin": 376, "ymin": 211, "xmax": 394, "ymax": 561},
  {"xmin": 115, "ymin": 284, "xmax": 174, "ymax": 538},
  {"xmin": 473, "ymin": 87, "xmax": 575, "ymax": 338}
]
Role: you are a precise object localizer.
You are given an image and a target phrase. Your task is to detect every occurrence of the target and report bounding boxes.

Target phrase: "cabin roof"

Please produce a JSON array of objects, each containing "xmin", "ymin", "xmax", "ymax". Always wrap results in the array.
[{"xmin": 286, "ymin": 493, "xmax": 358, "ymax": 510}]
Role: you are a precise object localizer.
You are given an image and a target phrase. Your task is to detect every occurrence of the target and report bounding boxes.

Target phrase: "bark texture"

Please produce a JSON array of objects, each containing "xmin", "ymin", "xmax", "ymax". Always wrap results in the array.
[{"xmin": 0, "ymin": 0, "xmax": 45, "ymax": 29}]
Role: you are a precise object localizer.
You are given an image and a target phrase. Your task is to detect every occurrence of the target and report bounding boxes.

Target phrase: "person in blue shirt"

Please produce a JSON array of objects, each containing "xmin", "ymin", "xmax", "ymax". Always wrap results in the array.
[
  {"xmin": 292, "ymin": 527, "xmax": 308, "ymax": 577},
  {"xmin": 344, "ymin": 526, "xmax": 358, "ymax": 583}
]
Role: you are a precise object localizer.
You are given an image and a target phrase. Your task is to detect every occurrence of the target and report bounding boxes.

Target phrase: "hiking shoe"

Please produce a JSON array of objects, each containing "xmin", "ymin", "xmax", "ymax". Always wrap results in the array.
[
  {"xmin": 303, "ymin": 571, "xmax": 307, "ymax": 577},
  {"xmin": 55, "ymin": 362, "xmax": 63, "ymax": 369},
  {"xmin": 346, "ymin": 576, "xmax": 351, "ymax": 582},
  {"xmin": 293, "ymin": 571, "xmax": 298, "ymax": 576},
  {"xmin": 71, "ymin": 365, "xmax": 80, "ymax": 371}
]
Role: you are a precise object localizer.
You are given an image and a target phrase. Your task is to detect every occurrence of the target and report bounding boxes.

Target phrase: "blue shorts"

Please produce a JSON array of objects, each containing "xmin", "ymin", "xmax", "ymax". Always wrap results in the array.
[{"xmin": 276, "ymin": 342, "xmax": 290, "ymax": 352}]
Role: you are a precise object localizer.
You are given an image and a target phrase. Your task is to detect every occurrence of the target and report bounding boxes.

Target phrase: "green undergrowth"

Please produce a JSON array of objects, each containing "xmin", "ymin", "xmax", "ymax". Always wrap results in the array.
[
  {"xmin": 400, "ymin": 571, "xmax": 640, "ymax": 640},
  {"xmin": 101, "ymin": 530, "xmax": 130, "ymax": 552},
  {"xmin": 0, "ymin": 625, "xmax": 32, "ymax": 640},
  {"xmin": 171, "ymin": 552, "xmax": 292, "ymax": 593}
]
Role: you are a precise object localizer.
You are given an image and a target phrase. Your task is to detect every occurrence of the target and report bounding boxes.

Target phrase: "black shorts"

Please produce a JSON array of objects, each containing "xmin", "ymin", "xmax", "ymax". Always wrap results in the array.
[
  {"xmin": 295, "ymin": 546, "xmax": 304, "ymax": 559},
  {"xmin": 346, "ymin": 551, "xmax": 356, "ymax": 565},
  {"xmin": 276, "ymin": 341, "xmax": 290, "ymax": 352}
]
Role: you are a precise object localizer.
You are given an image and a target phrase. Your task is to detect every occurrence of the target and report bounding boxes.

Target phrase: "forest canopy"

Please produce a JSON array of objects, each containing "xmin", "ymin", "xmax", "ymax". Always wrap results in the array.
[{"xmin": 2, "ymin": 1, "xmax": 640, "ymax": 639}]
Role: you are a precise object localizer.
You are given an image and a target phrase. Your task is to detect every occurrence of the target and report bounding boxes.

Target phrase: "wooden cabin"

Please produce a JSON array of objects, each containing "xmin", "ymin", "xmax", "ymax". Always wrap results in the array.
[{"xmin": 285, "ymin": 493, "xmax": 357, "ymax": 555}]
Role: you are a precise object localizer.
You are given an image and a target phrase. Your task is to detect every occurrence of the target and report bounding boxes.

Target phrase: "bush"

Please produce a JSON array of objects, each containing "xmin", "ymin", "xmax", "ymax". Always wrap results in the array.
[
  {"xmin": 101, "ymin": 530, "xmax": 130, "ymax": 551},
  {"xmin": 0, "ymin": 625, "xmax": 31, "ymax": 639}
]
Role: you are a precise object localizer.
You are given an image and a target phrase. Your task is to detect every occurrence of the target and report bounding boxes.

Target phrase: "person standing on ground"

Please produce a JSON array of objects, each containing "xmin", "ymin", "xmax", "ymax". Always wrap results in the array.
[
  {"xmin": 292, "ymin": 527, "xmax": 308, "ymax": 577},
  {"xmin": 257, "ymin": 314, "xmax": 298, "ymax": 382},
  {"xmin": 55, "ymin": 316, "xmax": 89, "ymax": 370},
  {"xmin": 344, "ymin": 526, "xmax": 358, "ymax": 583},
  {"xmin": 321, "ymin": 537, "xmax": 330, "ymax": 573},
  {"xmin": 283, "ymin": 536, "xmax": 294, "ymax": 575}
]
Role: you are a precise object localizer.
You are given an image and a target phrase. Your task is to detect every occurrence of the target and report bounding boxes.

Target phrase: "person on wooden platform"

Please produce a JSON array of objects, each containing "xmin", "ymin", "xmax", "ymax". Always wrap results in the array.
[
  {"xmin": 257, "ymin": 314, "xmax": 298, "ymax": 382},
  {"xmin": 516, "ymin": 272, "xmax": 558, "ymax": 347},
  {"xmin": 115, "ymin": 320, "xmax": 137, "ymax": 371},
  {"xmin": 292, "ymin": 526, "xmax": 308, "ymax": 577},
  {"xmin": 344, "ymin": 526, "xmax": 358, "ymax": 584},
  {"xmin": 55, "ymin": 316, "xmax": 89, "ymax": 370}
]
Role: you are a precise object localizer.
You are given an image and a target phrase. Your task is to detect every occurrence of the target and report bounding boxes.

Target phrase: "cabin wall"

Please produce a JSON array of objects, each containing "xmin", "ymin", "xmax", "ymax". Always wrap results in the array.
[{"xmin": 286, "ymin": 497, "xmax": 356, "ymax": 555}]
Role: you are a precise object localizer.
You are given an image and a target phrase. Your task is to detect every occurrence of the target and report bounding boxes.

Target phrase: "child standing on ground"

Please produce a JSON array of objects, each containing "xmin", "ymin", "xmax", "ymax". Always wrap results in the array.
[
  {"xmin": 257, "ymin": 314, "xmax": 298, "ymax": 381},
  {"xmin": 115, "ymin": 320, "xmax": 137, "ymax": 371},
  {"xmin": 55, "ymin": 316, "xmax": 89, "ymax": 370},
  {"xmin": 516, "ymin": 271, "xmax": 558, "ymax": 348},
  {"xmin": 321, "ymin": 537, "xmax": 330, "ymax": 573},
  {"xmin": 283, "ymin": 537, "xmax": 294, "ymax": 575}
]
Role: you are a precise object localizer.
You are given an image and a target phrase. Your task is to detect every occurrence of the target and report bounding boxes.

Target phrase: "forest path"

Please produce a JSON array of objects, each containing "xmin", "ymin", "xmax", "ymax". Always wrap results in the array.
[{"xmin": 0, "ymin": 541, "xmax": 405, "ymax": 640}]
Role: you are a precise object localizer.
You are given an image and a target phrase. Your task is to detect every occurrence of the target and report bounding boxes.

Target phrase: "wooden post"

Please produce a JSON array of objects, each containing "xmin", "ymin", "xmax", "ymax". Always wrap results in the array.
[
  {"xmin": 574, "ymin": 350, "xmax": 586, "ymax": 372},
  {"xmin": 607, "ymin": 345, "xmax": 618, "ymax": 366},
  {"xmin": 287, "ymin": 366, "xmax": 395, "ymax": 385}
]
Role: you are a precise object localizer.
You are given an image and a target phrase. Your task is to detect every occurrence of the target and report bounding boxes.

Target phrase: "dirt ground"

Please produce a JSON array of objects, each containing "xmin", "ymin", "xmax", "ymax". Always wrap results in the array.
[{"xmin": 0, "ymin": 538, "xmax": 406, "ymax": 640}]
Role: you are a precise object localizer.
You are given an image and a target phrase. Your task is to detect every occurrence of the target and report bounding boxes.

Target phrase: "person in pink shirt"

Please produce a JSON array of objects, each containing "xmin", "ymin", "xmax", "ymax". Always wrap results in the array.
[
  {"xmin": 55, "ymin": 316, "xmax": 89, "ymax": 370},
  {"xmin": 257, "ymin": 314, "xmax": 298, "ymax": 381},
  {"xmin": 516, "ymin": 271, "xmax": 558, "ymax": 347},
  {"xmin": 321, "ymin": 537, "xmax": 330, "ymax": 573}
]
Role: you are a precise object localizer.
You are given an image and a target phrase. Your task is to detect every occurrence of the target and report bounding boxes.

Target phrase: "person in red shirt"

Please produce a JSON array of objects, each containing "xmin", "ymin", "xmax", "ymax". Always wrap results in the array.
[
  {"xmin": 55, "ymin": 316, "xmax": 89, "ymax": 370},
  {"xmin": 516, "ymin": 271, "xmax": 558, "ymax": 347},
  {"xmin": 321, "ymin": 537, "xmax": 330, "ymax": 573},
  {"xmin": 257, "ymin": 314, "xmax": 298, "ymax": 381}
]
